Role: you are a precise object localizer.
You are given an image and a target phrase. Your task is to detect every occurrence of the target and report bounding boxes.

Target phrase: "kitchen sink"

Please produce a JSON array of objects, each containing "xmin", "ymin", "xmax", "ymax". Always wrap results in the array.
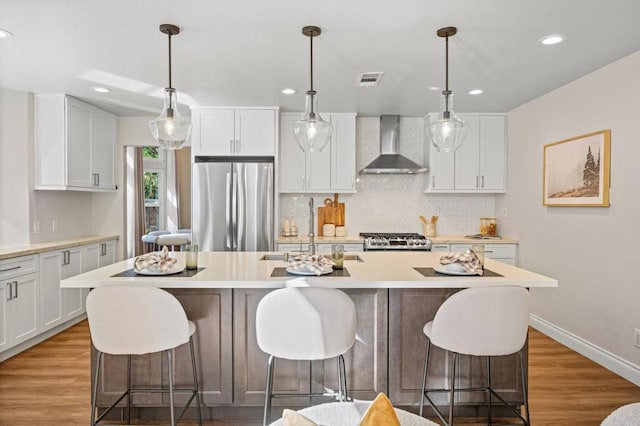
[{"xmin": 259, "ymin": 253, "xmax": 364, "ymax": 262}]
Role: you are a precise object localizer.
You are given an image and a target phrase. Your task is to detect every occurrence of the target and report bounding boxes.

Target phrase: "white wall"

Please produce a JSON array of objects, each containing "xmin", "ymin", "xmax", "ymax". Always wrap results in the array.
[
  {"xmin": 280, "ymin": 117, "xmax": 496, "ymax": 236},
  {"xmin": 498, "ymin": 50, "xmax": 640, "ymax": 381}
]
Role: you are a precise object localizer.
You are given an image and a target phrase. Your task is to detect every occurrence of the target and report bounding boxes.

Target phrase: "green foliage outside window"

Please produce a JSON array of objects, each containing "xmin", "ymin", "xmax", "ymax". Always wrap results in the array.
[
  {"xmin": 143, "ymin": 146, "xmax": 159, "ymax": 159},
  {"xmin": 144, "ymin": 172, "xmax": 159, "ymax": 200}
]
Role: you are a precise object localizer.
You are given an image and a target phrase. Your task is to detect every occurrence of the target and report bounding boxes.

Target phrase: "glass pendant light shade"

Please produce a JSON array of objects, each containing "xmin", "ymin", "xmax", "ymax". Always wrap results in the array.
[
  {"xmin": 149, "ymin": 88, "xmax": 191, "ymax": 150},
  {"xmin": 292, "ymin": 90, "xmax": 332, "ymax": 153},
  {"xmin": 427, "ymin": 92, "xmax": 467, "ymax": 152}
]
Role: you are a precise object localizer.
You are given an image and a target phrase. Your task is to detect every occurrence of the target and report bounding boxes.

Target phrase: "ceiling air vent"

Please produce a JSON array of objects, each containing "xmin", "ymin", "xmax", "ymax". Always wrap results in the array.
[{"xmin": 357, "ymin": 71, "xmax": 384, "ymax": 87}]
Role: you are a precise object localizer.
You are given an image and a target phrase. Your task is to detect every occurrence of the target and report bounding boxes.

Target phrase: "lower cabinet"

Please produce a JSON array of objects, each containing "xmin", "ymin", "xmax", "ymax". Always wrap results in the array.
[
  {"xmin": 40, "ymin": 246, "xmax": 84, "ymax": 331},
  {"xmin": 430, "ymin": 243, "xmax": 518, "ymax": 265},
  {"xmin": 1, "ymin": 271, "xmax": 39, "ymax": 352},
  {"xmin": 276, "ymin": 243, "xmax": 364, "ymax": 253}
]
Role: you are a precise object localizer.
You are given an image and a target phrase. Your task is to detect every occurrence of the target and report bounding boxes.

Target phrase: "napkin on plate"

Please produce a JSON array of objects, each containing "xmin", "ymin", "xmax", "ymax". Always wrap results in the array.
[
  {"xmin": 439, "ymin": 248, "xmax": 484, "ymax": 275},
  {"xmin": 134, "ymin": 246, "xmax": 178, "ymax": 273},
  {"xmin": 287, "ymin": 254, "xmax": 334, "ymax": 276}
]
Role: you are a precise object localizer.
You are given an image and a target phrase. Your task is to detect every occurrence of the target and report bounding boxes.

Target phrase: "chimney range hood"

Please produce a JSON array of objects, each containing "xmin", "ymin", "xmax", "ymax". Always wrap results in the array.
[{"xmin": 359, "ymin": 115, "xmax": 427, "ymax": 175}]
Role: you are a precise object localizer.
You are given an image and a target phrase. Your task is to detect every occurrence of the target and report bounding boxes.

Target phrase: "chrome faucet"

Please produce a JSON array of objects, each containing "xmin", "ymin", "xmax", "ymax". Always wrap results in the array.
[{"xmin": 308, "ymin": 197, "xmax": 315, "ymax": 255}]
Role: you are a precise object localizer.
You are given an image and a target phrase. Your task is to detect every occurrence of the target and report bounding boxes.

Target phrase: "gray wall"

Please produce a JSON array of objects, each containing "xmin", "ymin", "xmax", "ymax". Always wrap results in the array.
[{"xmin": 498, "ymin": 50, "xmax": 640, "ymax": 382}]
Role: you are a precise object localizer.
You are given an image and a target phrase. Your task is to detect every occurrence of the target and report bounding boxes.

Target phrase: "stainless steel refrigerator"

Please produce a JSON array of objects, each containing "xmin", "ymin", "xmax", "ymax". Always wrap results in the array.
[{"xmin": 192, "ymin": 156, "xmax": 274, "ymax": 252}]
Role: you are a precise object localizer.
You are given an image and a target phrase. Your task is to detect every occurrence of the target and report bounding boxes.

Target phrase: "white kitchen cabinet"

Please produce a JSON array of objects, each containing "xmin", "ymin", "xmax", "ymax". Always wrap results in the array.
[
  {"xmin": 61, "ymin": 247, "xmax": 84, "ymax": 321},
  {"xmin": 279, "ymin": 113, "xmax": 356, "ymax": 193},
  {"xmin": 0, "ymin": 255, "xmax": 40, "ymax": 353},
  {"xmin": 34, "ymin": 94, "xmax": 117, "ymax": 191},
  {"xmin": 430, "ymin": 244, "xmax": 452, "ymax": 252},
  {"xmin": 276, "ymin": 242, "xmax": 364, "ymax": 254},
  {"xmin": 450, "ymin": 243, "xmax": 518, "ymax": 265},
  {"xmin": 424, "ymin": 114, "xmax": 506, "ymax": 193},
  {"xmin": 191, "ymin": 108, "xmax": 278, "ymax": 156},
  {"xmin": 316, "ymin": 243, "xmax": 363, "ymax": 253},
  {"xmin": 40, "ymin": 246, "xmax": 83, "ymax": 330}
]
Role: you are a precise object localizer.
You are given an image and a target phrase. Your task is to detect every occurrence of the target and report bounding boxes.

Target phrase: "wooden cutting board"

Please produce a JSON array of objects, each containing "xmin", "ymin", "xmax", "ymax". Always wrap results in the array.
[{"xmin": 317, "ymin": 206, "xmax": 325, "ymax": 236}]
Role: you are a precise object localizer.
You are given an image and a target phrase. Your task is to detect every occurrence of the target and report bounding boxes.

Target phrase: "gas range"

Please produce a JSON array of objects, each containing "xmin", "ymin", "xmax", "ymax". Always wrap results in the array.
[{"xmin": 360, "ymin": 233, "xmax": 432, "ymax": 251}]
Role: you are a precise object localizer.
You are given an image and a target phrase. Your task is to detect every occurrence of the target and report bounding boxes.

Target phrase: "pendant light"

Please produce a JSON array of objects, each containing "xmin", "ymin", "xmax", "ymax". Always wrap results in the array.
[
  {"xmin": 149, "ymin": 24, "xmax": 191, "ymax": 150},
  {"xmin": 292, "ymin": 26, "xmax": 333, "ymax": 153},
  {"xmin": 426, "ymin": 26, "xmax": 467, "ymax": 153}
]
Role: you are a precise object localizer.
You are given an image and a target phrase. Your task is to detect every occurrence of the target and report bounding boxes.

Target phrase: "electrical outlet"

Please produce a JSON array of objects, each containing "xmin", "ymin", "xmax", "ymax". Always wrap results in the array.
[
  {"xmin": 33, "ymin": 221, "xmax": 40, "ymax": 234},
  {"xmin": 635, "ymin": 328, "xmax": 640, "ymax": 348},
  {"xmin": 435, "ymin": 207, "xmax": 440, "ymax": 217},
  {"xmin": 52, "ymin": 219, "xmax": 58, "ymax": 232},
  {"xmin": 503, "ymin": 208, "xmax": 508, "ymax": 217}
]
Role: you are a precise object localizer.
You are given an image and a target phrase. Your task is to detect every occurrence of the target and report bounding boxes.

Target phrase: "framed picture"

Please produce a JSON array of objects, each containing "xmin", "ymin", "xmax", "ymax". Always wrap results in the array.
[{"xmin": 543, "ymin": 129, "xmax": 611, "ymax": 207}]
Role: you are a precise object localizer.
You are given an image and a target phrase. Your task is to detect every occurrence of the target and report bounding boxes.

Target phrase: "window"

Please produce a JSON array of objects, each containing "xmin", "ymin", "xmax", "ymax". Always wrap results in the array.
[{"xmin": 143, "ymin": 147, "xmax": 166, "ymax": 234}]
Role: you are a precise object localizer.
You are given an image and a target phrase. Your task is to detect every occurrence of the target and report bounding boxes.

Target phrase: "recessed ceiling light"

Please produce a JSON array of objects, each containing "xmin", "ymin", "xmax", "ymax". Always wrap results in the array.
[
  {"xmin": 428, "ymin": 86, "xmax": 440, "ymax": 91},
  {"xmin": 92, "ymin": 87, "xmax": 110, "ymax": 93},
  {"xmin": 538, "ymin": 34, "xmax": 567, "ymax": 46},
  {"xmin": 0, "ymin": 28, "xmax": 13, "ymax": 38},
  {"xmin": 282, "ymin": 88, "xmax": 296, "ymax": 95},
  {"xmin": 468, "ymin": 89, "xmax": 483, "ymax": 95}
]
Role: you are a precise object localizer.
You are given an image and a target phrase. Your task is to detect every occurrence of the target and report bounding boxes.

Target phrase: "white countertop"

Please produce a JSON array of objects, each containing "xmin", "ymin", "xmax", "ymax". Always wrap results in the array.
[
  {"xmin": 61, "ymin": 251, "xmax": 556, "ymax": 289},
  {"xmin": 0, "ymin": 235, "xmax": 120, "ymax": 260},
  {"xmin": 277, "ymin": 235, "xmax": 519, "ymax": 245}
]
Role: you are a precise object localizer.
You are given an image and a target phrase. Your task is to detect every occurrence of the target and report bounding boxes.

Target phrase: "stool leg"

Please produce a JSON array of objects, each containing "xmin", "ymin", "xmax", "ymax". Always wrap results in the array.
[
  {"xmin": 519, "ymin": 351, "xmax": 530, "ymax": 425},
  {"xmin": 487, "ymin": 356, "xmax": 492, "ymax": 425},
  {"xmin": 189, "ymin": 336, "xmax": 203, "ymax": 426},
  {"xmin": 167, "ymin": 349, "xmax": 176, "ymax": 426},
  {"xmin": 419, "ymin": 339, "xmax": 431, "ymax": 417},
  {"xmin": 263, "ymin": 355, "xmax": 276, "ymax": 426},
  {"xmin": 449, "ymin": 352, "xmax": 458, "ymax": 426},
  {"xmin": 336, "ymin": 357, "xmax": 343, "ymax": 401},
  {"xmin": 91, "ymin": 351, "xmax": 103, "ymax": 426},
  {"xmin": 338, "ymin": 354, "xmax": 348, "ymax": 401},
  {"xmin": 126, "ymin": 354, "xmax": 132, "ymax": 424}
]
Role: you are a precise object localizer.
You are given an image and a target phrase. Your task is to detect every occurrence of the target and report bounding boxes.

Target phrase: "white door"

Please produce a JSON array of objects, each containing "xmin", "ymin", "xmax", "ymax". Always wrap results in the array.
[
  {"xmin": 479, "ymin": 115, "xmax": 506, "ymax": 191},
  {"xmin": 236, "ymin": 109, "xmax": 276, "ymax": 156},
  {"xmin": 197, "ymin": 110, "xmax": 236, "ymax": 155},
  {"xmin": 11, "ymin": 273, "xmax": 39, "ymax": 345},
  {"xmin": 39, "ymin": 251, "xmax": 63, "ymax": 331},
  {"xmin": 330, "ymin": 114, "xmax": 356, "ymax": 191},
  {"xmin": 66, "ymin": 98, "xmax": 93, "ymax": 188},
  {"xmin": 91, "ymin": 110, "xmax": 117, "ymax": 189},
  {"xmin": 278, "ymin": 115, "xmax": 306, "ymax": 191},
  {"xmin": 454, "ymin": 115, "xmax": 481, "ymax": 190}
]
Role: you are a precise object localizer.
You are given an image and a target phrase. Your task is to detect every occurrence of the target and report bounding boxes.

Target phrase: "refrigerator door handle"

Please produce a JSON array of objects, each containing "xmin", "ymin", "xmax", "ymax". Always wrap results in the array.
[
  {"xmin": 225, "ymin": 171, "xmax": 232, "ymax": 250},
  {"xmin": 231, "ymin": 169, "xmax": 238, "ymax": 250}
]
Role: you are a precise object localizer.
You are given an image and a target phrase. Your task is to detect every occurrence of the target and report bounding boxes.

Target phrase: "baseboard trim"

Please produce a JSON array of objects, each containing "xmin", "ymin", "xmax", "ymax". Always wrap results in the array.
[
  {"xmin": 530, "ymin": 314, "xmax": 640, "ymax": 386},
  {"xmin": 0, "ymin": 314, "xmax": 87, "ymax": 363}
]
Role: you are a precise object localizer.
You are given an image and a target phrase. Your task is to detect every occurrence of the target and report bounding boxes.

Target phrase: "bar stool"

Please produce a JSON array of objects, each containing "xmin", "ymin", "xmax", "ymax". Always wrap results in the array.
[
  {"xmin": 157, "ymin": 233, "xmax": 191, "ymax": 252},
  {"xmin": 86, "ymin": 285, "xmax": 203, "ymax": 426},
  {"xmin": 419, "ymin": 286, "xmax": 531, "ymax": 426},
  {"xmin": 256, "ymin": 287, "xmax": 357, "ymax": 426},
  {"xmin": 141, "ymin": 230, "xmax": 170, "ymax": 253}
]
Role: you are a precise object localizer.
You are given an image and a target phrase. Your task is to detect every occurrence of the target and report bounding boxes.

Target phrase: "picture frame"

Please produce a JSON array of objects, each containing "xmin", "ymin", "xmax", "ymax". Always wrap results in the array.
[{"xmin": 543, "ymin": 129, "xmax": 611, "ymax": 207}]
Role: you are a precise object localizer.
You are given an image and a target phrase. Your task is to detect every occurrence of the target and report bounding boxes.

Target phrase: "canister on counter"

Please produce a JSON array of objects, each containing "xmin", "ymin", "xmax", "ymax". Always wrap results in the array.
[{"xmin": 480, "ymin": 217, "xmax": 497, "ymax": 236}]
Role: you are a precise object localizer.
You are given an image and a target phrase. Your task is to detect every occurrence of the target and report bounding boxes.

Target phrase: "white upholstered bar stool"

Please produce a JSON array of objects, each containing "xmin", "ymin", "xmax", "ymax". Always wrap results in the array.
[
  {"xmin": 141, "ymin": 230, "xmax": 170, "ymax": 253},
  {"xmin": 419, "ymin": 286, "xmax": 531, "ymax": 426},
  {"xmin": 157, "ymin": 233, "xmax": 191, "ymax": 252},
  {"xmin": 256, "ymin": 287, "xmax": 357, "ymax": 426},
  {"xmin": 86, "ymin": 285, "xmax": 202, "ymax": 426}
]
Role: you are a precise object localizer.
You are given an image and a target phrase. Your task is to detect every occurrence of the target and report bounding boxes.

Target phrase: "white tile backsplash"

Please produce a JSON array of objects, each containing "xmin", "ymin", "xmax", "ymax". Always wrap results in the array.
[{"xmin": 279, "ymin": 117, "xmax": 495, "ymax": 236}]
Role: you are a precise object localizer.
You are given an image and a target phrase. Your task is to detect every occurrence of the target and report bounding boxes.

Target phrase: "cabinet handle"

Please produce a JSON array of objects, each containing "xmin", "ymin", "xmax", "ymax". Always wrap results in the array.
[
  {"xmin": 100, "ymin": 243, "xmax": 106, "ymax": 256},
  {"xmin": 13, "ymin": 281, "xmax": 18, "ymax": 299},
  {"xmin": 93, "ymin": 173, "xmax": 99, "ymax": 186},
  {"xmin": 432, "ymin": 175, "xmax": 436, "ymax": 188},
  {"xmin": 229, "ymin": 140, "xmax": 234, "ymax": 153},
  {"xmin": 0, "ymin": 265, "xmax": 21, "ymax": 273},
  {"xmin": 301, "ymin": 175, "xmax": 305, "ymax": 188},
  {"xmin": 306, "ymin": 175, "xmax": 310, "ymax": 188},
  {"xmin": 235, "ymin": 139, "xmax": 241, "ymax": 153},
  {"xmin": 5, "ymin": 282, "xmax": 11, "ymax": 301},
  {"xmin": 481, "ymin": 175, "xmax": 485, "ymax": 188}
]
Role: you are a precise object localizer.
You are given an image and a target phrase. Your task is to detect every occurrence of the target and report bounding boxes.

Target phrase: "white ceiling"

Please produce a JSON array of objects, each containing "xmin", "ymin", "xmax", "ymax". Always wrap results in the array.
[{"xmin": 1, "ymin": 0, "xmax": 640, "ymax": 117}]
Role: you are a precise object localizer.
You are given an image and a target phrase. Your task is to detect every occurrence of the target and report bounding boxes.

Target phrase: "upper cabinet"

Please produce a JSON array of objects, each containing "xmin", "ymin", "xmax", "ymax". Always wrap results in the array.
[
  {"xmin": 424, "ymin": 114, "xmax": 506, "ymax": 193},
  {"xmin": 279, "ymin": 113, "xmax": 356, "ymax": 193},
  {"xmin": 191, "ymin": 107, "xmax": 278, "ymax": 157},
  {"xmin": 34, "ymin": 94, "xmax": 117, "ymax": 191}
]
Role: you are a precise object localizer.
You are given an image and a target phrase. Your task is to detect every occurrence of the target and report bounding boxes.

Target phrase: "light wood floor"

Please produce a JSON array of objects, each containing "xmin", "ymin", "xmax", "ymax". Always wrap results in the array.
[{"xmin": 0, "ymin": 321, "xmax": 638, "ymax": 425}]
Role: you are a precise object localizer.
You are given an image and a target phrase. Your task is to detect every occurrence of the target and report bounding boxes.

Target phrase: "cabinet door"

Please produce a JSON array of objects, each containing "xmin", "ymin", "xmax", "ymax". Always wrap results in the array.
[
  {"xmin": 454, "ymin": 115, "xmax": 481, "ymax": 190},
  {"xmin": 479, "ymin": 116, "xmax": 506, "ymax": 191},
  {"xmin": 330, "ymin": 114, "xmax": 356, "ymax": 191},
  {"xmin": 313, "ymin": 289, "xmax": 388, "ymax": 401},
  {"xmin": 279, "ymin": 115, "xmax": 306, "ymax": 192},
  {"xmin": 66, "ymin": 98, "xmax": 93, "ymax": 188},
  {"xmin": 307, "ymin": 149, "xmax": 331, "ymax": 191},
  {"xmin": 233, "ymin": 289, "xmax": 311, "ymax": 406},
  {"xmin": 99, "ymin": 240, "xmax": 117, "ymax": 267},
  {"xmin": 196, "ymin": 110, "xmax": 236, "ymax": 156},
  {"xmin": 427, "ymin": 144, "xmax": 455, "ymax": 190},
  {"xmin": 11, "ymin": 273, "xmax": 39, "ymax": 345},
  {"xmin": 0, "ymin": 283, "xmax": 8, "ymax": 351},
  {"xmin": 91, "ymin": 109, "xmax": 117, "ymax": 190},
  {"xmin": 61, "ymin": 247, "xmax": 84, "ymax": 320},
  {"xmin": 39, "ymin": 251, "xmax": 63, "ymax": 330},
  {"xmin": 236, "ymin": 109, "xmax": 276, "ymax": 156},
  {"xmin": 430, "ymin": 244, "xmax": 451, "ymax": 252}
]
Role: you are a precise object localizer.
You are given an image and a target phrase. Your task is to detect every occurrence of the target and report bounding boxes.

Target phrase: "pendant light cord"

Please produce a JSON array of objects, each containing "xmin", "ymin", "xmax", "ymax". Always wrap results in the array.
[
  {"xmin": 309, "ymin": 34, "xmax": 314, "ymax": 92},
  {"xmin": 444, "ymin": 34, "xmax": 450, "ymax": 114},
  {"xmin": 168, "ymin": 32, "xmax": 173, "ymax": 89}
]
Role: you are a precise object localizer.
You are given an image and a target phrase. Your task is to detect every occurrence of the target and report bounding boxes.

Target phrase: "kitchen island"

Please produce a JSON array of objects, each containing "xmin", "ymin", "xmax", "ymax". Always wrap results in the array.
[{"xmin": 61, "ymin": 251, "xmax": 557, "ymax": 422}]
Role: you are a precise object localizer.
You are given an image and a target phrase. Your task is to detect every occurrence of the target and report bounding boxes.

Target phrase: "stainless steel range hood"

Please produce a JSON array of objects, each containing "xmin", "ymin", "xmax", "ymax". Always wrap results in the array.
[{"xmin": 359, "ymin": 115, "xmax": 427, "ymax": 174}]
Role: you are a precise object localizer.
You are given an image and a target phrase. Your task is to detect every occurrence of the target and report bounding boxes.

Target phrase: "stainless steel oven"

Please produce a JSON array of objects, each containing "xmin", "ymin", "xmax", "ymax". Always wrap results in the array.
[{"xmin": 360, "ymin": 233, "xmax": 432, "ymax": 251}]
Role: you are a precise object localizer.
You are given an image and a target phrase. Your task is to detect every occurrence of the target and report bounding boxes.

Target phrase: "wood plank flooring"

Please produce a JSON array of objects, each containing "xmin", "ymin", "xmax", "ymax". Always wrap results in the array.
[{"xmin": 0, "ymin": 321, "xmax": 638, "ymax": 425}]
